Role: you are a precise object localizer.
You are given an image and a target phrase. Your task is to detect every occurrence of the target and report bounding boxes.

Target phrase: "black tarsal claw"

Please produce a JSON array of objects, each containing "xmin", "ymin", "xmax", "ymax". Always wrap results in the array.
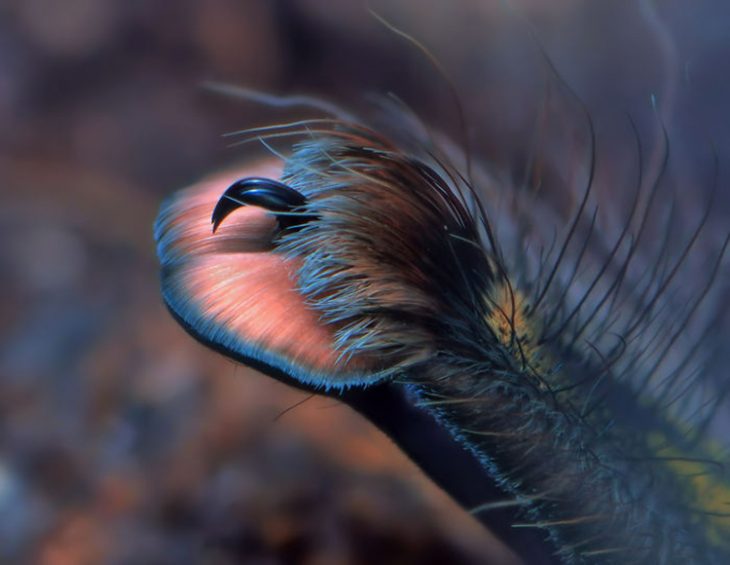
[{"xmin": 211, "ymin": 177, "xmax": 315, "ymax": 233}]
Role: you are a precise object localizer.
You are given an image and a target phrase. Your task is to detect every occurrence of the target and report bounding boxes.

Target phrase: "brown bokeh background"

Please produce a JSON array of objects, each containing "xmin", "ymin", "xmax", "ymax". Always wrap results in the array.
[{"xmin": 1, "ymin": 1, "xmax": 729, "ymax": 564}]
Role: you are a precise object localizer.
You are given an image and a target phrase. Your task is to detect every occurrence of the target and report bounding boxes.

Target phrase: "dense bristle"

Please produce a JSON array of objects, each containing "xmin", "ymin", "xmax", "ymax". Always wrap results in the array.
[{"xmin": 276, "ymin": 125, "xmax": 499, "ymax": 370}]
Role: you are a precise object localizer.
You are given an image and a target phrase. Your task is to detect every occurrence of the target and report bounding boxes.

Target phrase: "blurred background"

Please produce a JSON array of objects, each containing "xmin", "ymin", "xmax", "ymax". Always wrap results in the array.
[{"xmin": 1, "ymin": 1, "xmax": 729, "ymax": 563}]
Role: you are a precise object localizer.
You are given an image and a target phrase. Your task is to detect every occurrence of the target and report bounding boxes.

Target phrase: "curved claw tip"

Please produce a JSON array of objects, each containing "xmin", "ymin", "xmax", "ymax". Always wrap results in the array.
[{"xmin": 211, "ymin": 177, "xmax": 313, "ymax": 233}]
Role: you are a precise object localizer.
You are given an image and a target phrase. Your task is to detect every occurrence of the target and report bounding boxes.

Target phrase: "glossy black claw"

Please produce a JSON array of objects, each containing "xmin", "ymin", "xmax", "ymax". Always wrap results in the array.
[{"xmin": 211, "ymin": 177, "xmax": 315, "ymax": 233}]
